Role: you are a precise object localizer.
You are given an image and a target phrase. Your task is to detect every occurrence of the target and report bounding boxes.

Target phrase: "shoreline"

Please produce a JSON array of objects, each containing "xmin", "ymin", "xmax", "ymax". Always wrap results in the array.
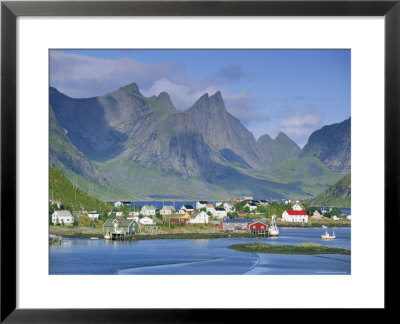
[{"xmin": 50, "ymin": 222, "xmax": 350, "ymax": 240}]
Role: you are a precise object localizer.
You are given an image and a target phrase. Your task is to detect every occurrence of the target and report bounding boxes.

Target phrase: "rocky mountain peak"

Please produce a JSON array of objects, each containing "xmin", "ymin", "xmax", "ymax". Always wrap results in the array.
[
  {"xmin": 276, "ymin": 132, "xmax": 289, "ymax": 140},
  {"xmin": 120, "ymin": 82, "xmax": 142, "ymax": 96},
  {"xmin": 209, "ymin": 91, "xmax": 225, "ymax": 110},
  {"xmin": 157, "ymin": 91, "xmax": 172, "ymax": 102}
]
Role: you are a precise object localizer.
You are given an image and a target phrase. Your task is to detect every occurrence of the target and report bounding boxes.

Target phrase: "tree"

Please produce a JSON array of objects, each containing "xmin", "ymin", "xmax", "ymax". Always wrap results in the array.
[
  {"xmin": 305, "ymin": 206, "xmax": 320, "ymax": 216},
  {"xmin": 244, "ymin": 206, "xmax": 250, "ymax": 213},
  {"xmin": 257, "ymin": 205, "xmax": 267, "ymax": 214}
]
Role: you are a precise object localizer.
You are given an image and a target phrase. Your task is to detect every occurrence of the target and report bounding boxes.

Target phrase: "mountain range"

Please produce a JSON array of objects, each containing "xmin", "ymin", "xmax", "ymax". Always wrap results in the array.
[{"xmin": 49, "ymin": 82, "xmax": 351, "ymax": 200}]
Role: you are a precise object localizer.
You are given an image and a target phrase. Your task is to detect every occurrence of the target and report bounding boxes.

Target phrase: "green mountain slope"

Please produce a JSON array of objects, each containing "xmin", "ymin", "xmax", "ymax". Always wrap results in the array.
[
  {"xmin": 245, "ymin": 156, "xmax": 342, "ymax": 197},
  {"xmin": 99, "ymin": 158, "xmax": 312, "ymax": 200},
  {"xmin": 50, "ymin": 167, "xmax": 113, "ymax": 212},
  {"xmin": 308, "ymin": 174, "xmax": 351, "ymax": 207}
]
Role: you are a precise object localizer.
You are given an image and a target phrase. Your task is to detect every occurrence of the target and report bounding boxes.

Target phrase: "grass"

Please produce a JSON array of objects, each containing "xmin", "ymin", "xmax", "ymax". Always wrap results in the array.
[
  {"xmin": 228, "ymin": 242, "xmax": 350, "ymax": 255},
  {"xmin": 246, "ymin": 156, "xmax": 342, "ymax": 197}
]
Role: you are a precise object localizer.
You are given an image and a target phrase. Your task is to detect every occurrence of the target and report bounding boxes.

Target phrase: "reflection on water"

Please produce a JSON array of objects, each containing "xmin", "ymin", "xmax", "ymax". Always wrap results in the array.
[{"xmin": 50, "ymin": 227, "xmax": 351, "ymax": 275}]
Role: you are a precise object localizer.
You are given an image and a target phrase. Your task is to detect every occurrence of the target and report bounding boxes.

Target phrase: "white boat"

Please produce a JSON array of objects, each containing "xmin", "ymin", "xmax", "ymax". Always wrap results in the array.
[
  {"xmin": 322, "ymin": 225, "xmax": 327, "ymax": 228},
  {"xmin": 104, "ymin": 232, "xmax": 111, "ymax": 240},
  {"xmin": 321, "ymin": 229, "xmax": 336, "ymax": 240},
  {"xmin": 268, "ymin": 215, "xmax": 279, "ymax": 237},
  {"xmin": 90, "ymin": 237, "xmax": 99, "ymax": 240}
]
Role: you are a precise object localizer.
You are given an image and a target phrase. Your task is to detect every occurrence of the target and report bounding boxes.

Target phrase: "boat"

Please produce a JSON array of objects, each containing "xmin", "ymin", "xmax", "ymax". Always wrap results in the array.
[
  {"xmin": 321, "ymin": 229, "xmax": 336, "ymax": 239},
  {"xmin": 322, "ymin": 225, "xmax": 327, "ymax": 228},
  {"xmin": 90, "ymin": 237, "xmax": 99, "ymax": 240},
  {"xmin": 104, "ymin": 232, "xmax": 111, "ymax": 240},
  {"xmin": 268, "ymin": 215, "xmax": 279, "ymax": 237}
]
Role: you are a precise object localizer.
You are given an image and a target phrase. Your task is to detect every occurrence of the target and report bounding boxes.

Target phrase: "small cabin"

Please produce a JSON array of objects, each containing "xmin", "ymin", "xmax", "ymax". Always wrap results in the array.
[{"xmin": 103, "ymin": 218, "xmax": 139, "ymax": 235}]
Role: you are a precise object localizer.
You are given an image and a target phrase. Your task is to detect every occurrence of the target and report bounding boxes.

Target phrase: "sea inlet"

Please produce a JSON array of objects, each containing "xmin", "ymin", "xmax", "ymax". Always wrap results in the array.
[{"xmin": 50, "ymin": 227, "xmax": 350, "ymax": 275}]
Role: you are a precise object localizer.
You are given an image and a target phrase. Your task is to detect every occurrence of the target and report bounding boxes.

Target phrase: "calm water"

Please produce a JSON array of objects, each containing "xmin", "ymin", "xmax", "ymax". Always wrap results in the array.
[{"xmin": 50, "ymin": 227, "xmax": 350, "ymax": 275}]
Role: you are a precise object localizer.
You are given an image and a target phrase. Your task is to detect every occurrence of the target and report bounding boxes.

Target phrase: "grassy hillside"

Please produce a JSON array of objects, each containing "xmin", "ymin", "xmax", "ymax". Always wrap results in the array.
[
  {"xmin": 50, "ymin": 167, "xmax": 113, "ymax": 212},
  {"xmin": 99, "ymin": 156, "xmax": 324, "ymax": 200},
  {"xmin": 307, "ymin": 173, "xmax": 351, "ymax": 207},
  {"xmin": 245, "ymin": 156, "xmax": 342, "ymax": 197}
]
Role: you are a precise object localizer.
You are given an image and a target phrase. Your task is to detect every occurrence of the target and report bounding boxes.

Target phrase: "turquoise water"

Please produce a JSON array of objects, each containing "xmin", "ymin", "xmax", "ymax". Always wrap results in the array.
[{"xmin": 49, "ymin": 227, "xmax": 350, "ymax": 275}]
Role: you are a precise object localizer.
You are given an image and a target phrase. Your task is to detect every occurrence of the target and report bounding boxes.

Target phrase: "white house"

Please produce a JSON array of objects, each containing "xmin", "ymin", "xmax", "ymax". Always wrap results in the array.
[
  {"xmin": 346, "ymin": 215, "xmax": 352, "ymax": 220},
  {"xmin": 213, "ymin": 207, "xmax": 227, "ymax": 219},
  {"xmin": 292, "ymin": 203, "xmax": 303, "ymax": 211},
  {"xmin": 160, "ymin": 206, "xmax": 175, "ymax": 216},
  {"xmin": 129, "ymin": 211, "xmax": 140, "ymax": 216},
  {"xmin": 196, "ymin": 201, "xmax": 208, "ymax": 209},
  {"xmin": 223, "ymin": 202, "xmax": 233, "ymax": 212},
  {"xmin": 282, "ymin": 210, "xmax": 308, "ymax": 223},
  {"xmin": 141, "ymin": 205, "xmax": 156, "ymax": 216},
  {"xmin": 332, "ymin": 215, "xmax": 341, "ymax": 221},
  {"xmin": 189, "ymin": 211, "xmax": 209, "ymax": 224},
  {"xmin": 52, "ymin": 210, "xmax": 74, "ymax": 225},
  {"xmin": 87, "ymin": 211, "xmax": 100, "ymax": 220},
  {"xmin": 215, "ymin": 201, "xmax": 223, "ymax": 207},
  {"xmin": 139, "ymin": 216, "xmax": 154, "ymax": 225},
  {"xmin": 180, "ymin": 205, "xmax": 194, "ymax": 213},
  {"xmin": 245, "ymin": 202, "xmax": 257, "ymax": 211},
  {"xmin": 114, "ymin": 201, "xmax": 123, "ymax": 208}
]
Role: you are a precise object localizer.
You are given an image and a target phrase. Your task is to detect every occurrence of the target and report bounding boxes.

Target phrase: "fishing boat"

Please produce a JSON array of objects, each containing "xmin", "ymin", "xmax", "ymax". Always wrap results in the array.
[
  {"xmin": 104, "ymin": 232, "xmax": 111, "ymax": 240},
  {"xmin": 321, "ymin": 229, "xmax": 335, "ymax": 239},
  {"xmin": 268, "ymin": 215, "xmax": 279, "ymax": 237}
]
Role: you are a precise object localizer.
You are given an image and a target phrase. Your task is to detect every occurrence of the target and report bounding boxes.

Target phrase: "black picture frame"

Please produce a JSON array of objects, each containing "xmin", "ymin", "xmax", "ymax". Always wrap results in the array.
[{"xmin": 1, "ymin": 0, "xmax": 398, "ymax": 322}]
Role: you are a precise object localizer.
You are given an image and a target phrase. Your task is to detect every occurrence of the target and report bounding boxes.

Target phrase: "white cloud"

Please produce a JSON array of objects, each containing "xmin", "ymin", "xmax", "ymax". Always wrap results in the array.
[
  {"xmin": 50, "ymin": 51, "xmax": 184, "ymax": 98},
  {"xmin": 278, "ymin": 110, "xmax": 324, "ymax": 147}
]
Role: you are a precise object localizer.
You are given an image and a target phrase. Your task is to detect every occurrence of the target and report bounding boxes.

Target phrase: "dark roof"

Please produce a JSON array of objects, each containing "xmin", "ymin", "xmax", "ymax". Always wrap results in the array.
[
  {"xmin": 183, "ymin": 205, "xmax": 194, "ymax": 209},
  {"xmin": 215, "ymin": 207, "xmax": 226, "ymax": 211},
  {"xmin": 103, "ymin": 218, "xmax": 135, "ymax": 227},
  {"xmin": 198, "ymin": 201, "xmax": 208, "ymax": 204}
]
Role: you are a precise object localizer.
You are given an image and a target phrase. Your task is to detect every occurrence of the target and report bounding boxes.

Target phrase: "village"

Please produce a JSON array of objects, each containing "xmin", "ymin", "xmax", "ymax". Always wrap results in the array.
[{"xmin": 50, "ymin": 196, "xmax": 351, "ymax": 241}]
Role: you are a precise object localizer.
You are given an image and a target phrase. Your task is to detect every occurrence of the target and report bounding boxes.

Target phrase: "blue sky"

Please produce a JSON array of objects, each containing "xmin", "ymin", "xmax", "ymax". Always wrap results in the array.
[{"xmin": 50, "ymin": 49, "xmax": 350, "ymax": 147}]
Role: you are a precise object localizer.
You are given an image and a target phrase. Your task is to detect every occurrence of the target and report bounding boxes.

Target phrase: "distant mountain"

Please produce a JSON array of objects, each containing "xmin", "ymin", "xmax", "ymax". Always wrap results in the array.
[
  {"xmin": 308, "ymin": 173, "xmax": 351, "ymax": 207},
  {"xmin": 50, "ymin": 83, "xmax": 347, "ymax": 200},
  {"xmin": 186, "ymin": 91, "xmax": 265, "ymax": 169},
  {"xmin": 301, "ymin": 117, "xmax": 351, "ymax": 174},
  {"xmin": 258, "ymin": 132, "xmax": 301, "ymax": 167},
  {"xmin": 125, "ymin": 111, "xmax": 226, "ymax": 178}
]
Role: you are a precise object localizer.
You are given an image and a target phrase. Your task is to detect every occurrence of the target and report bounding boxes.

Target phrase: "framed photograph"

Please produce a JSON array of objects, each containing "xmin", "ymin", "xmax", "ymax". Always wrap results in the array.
[{"xmin": 1, "ymin": 0, "xmax": 397, "ymax": 321}]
